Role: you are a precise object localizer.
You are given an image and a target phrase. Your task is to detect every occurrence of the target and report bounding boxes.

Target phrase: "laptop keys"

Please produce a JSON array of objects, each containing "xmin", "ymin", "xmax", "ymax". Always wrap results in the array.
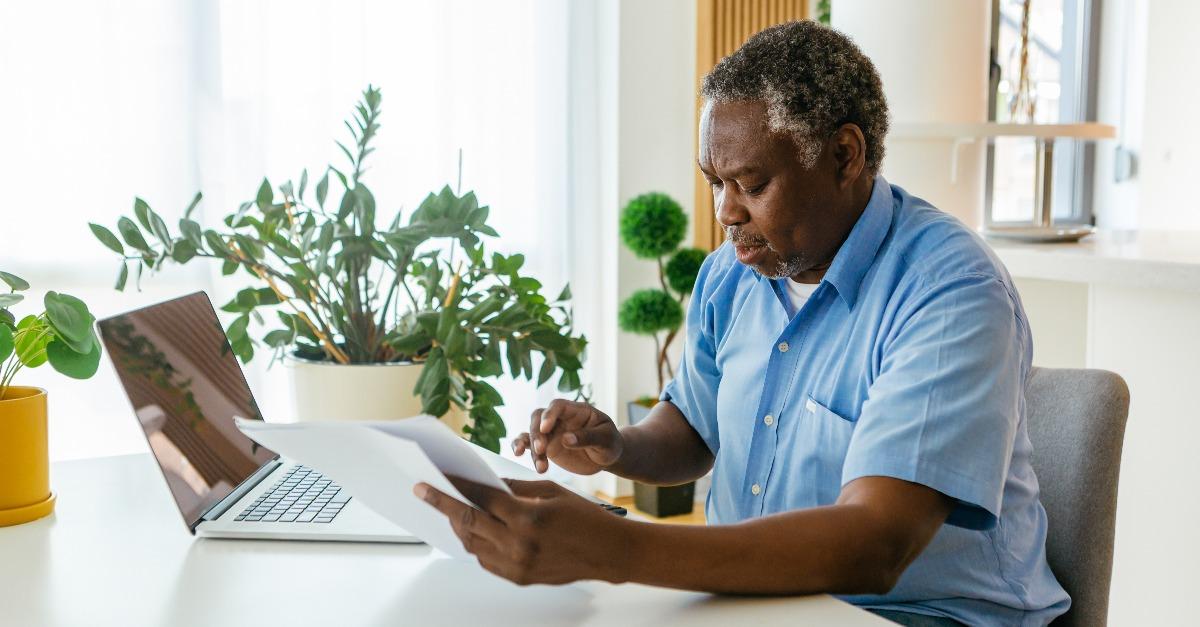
[{"xmin": 235, "ymin": 465, "xmax": 351, "ymax": 524}]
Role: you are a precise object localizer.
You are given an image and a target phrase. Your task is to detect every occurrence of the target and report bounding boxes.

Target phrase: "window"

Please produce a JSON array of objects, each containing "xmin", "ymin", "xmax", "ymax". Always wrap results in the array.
[{"xmin": 987, "ymin": 0, "xmax": 1101, "ymax": 224}]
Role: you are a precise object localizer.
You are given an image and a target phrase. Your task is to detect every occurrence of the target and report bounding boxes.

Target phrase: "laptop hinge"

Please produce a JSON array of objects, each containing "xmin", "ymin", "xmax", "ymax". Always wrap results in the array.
[{"xmin": 193, "ymin": 458, "xmax": 282, "ymax": 532}]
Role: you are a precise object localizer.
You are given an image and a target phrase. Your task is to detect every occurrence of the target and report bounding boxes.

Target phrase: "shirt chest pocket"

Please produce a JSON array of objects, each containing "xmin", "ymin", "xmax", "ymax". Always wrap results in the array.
[{"xmin": 792, "ymin": 395, "xmax": 857, "ymax": 505}]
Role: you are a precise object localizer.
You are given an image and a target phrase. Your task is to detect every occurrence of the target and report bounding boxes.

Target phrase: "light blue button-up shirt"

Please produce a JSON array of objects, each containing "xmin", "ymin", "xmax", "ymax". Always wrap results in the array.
[{"xmin": 662, "ymin": 176, "xmax": 1070, "ymax": 626}]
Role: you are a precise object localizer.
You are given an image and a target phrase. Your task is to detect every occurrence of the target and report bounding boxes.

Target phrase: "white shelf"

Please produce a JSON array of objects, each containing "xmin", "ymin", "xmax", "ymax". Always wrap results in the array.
[{"xmin": 892, "ymin": 122, "xmax": 1117, "ymax": 140}]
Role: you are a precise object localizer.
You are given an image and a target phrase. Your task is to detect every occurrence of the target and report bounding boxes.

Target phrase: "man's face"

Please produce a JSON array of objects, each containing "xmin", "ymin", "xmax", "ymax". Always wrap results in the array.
[{"xmin": 698, "ymin": 100, "xmax": 846, "ymax": 280}]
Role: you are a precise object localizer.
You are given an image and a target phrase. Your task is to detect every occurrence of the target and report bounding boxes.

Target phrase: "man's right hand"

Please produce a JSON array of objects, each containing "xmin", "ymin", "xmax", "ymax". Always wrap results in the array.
[{"xmin": 512, "ymin": 399, "xmax": 623, "ymax": 474}]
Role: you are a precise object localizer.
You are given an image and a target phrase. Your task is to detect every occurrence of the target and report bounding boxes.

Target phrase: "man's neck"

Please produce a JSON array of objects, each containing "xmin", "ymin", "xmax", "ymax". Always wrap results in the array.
[{"xmin": 789, "ymin": 176, "xmax": 876, "ymax": 284}]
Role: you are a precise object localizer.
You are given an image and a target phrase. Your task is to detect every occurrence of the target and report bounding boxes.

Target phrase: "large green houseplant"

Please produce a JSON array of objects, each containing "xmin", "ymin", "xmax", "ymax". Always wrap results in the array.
[
  {"xmin": 90, "ymin": 86, "xmax": 586, "ymax": 453},
  {"xmin": 616, "ymin": 192, "xmax": 706, "ymax": 517},
  {"xmin": 1, "ymin": 271, "xmax": 102, "ymax": 526}
]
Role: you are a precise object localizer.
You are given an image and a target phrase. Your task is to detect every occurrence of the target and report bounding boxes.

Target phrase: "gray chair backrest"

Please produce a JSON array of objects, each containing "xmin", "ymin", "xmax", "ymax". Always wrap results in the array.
[{"xmin": 1025, "ymin": 367, "xmax": 1130, "ymax": 627}]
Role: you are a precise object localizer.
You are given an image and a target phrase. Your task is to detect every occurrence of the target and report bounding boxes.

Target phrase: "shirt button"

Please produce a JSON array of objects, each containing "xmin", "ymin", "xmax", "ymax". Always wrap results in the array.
[
  {"xmin": 778, "ymin": 342, "xmax": 789, "ymax": 353},
  {"xmin": 763, "ymin": 414, "xmax": 774, "ymax": 426},
  {"xmin": 751, "ymin": 483, "xmax": 761, "ymax": 495}
]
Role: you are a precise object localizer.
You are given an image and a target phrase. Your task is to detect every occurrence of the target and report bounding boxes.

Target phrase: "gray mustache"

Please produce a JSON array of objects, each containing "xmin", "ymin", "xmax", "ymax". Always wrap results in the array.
[{"xmin": 724, "ymin": 227, "xmax": 767, "ymax": 248}]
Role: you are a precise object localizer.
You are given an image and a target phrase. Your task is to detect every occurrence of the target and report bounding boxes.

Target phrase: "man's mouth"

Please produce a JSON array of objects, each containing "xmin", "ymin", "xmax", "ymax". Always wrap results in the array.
[{"xmin": 734, "ymin": 242, "xmax": 768, "ymax": 265}]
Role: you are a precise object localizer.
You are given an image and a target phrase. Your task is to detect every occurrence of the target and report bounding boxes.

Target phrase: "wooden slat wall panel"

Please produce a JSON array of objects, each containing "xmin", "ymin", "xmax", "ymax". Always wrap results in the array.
[{"xmin": 694, "ymin": 0, "xmax": 812, "ymax": 251}]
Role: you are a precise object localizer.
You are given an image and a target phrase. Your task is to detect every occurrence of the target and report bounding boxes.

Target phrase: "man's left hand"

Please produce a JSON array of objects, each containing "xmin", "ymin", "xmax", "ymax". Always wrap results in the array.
[{"xmin": 414, "ymin": 477, "xmax": 630, "ymax": 586}]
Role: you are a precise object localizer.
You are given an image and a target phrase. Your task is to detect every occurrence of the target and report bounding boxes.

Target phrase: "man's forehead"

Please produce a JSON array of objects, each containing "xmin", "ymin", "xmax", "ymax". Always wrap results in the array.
[{"xmin": 699, "ymin": 99, "xmax": 790, "ymax": 168}]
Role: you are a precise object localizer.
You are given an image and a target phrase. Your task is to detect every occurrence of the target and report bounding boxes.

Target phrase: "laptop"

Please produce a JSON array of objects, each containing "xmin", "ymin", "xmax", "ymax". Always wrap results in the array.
[{"xmin": 98, "ymin": 291, "xmax": 418, "ymax": 543}]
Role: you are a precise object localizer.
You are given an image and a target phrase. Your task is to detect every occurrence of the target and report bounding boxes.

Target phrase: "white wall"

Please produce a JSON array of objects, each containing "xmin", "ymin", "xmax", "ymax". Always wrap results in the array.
[
  {"xmin": 1093, "ymin": 0, "xmax": 1200, "ymax": 230},
  {"xmin": 615, "ymin": 0, "xmax": 698, "ymax": 431}
]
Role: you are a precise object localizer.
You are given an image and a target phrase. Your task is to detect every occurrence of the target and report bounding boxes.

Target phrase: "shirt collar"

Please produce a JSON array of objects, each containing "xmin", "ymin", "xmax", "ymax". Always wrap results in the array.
[{"xmin": 820, "ymin": 175, "xmax": 894, "ymax": 309}]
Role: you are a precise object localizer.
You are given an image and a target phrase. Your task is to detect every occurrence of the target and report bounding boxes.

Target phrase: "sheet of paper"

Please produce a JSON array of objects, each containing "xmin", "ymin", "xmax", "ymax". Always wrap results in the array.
[
  {"xmin": 362, "ymin": 416, "xmax": 512, "ymax": 493},
  {"xmin": 234, "ymin": 418, "xmax": 498, "ymax": 559}
]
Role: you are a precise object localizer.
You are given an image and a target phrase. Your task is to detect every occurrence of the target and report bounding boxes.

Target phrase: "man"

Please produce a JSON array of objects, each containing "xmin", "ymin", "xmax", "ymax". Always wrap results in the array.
[{"xmin": 414, "ymin": 21, "xmax": 1069, "ymax": 626}]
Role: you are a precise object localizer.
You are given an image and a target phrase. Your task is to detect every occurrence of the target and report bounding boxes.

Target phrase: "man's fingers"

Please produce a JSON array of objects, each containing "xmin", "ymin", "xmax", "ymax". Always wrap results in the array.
[
  {"xmin": 528, "ymin": 408, "xmax": 549, "ymax": 472},
  {"xmin": 414, "ymin": 482, "xmax": 509, "ymax": 546},
  {"xmin": 511, "ymin": 433, "xmax": 531, "ymax": 456},
  {"xmin": 446, "ymin": 476, "xmax": 525, "ymax": 521},
  {"xmin": 503, "ymin": 478, "xmax": 565, "ymax": 499},
  {"xmin": 562, "ymin": 424, "xmax": 615, "ymax": 450}
]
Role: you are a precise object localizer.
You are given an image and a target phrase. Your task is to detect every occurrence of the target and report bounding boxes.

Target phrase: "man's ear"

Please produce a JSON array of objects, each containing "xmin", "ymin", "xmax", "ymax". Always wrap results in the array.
[{"xmin": 831, "ymin": 123, "xmax": 867, "ymax": 189}]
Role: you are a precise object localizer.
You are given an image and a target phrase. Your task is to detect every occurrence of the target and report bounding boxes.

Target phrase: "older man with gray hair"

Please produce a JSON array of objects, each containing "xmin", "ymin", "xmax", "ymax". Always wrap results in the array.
[{"xmin": 416, "ymin": 20, "xmax": 1069, "ymax": 627}]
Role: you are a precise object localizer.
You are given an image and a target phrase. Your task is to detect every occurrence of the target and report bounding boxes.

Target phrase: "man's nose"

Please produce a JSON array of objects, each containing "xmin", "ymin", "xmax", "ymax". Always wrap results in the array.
[{"xmin": 714, "ymin": 187, "xmax": 748, "ymax": 228}]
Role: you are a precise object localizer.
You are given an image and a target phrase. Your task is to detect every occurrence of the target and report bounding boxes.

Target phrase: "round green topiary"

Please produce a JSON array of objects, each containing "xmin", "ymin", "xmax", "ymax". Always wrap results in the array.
[
  {"xmin": 665, "ymin": 247, "xmax": 708, "ymax": 295},
  {"xmin": 618, "ymin": 289, "xmax": 683, "ymax": 335},
  {"xmin": 619, "ymin": 192, "xmax": 687, "ymax": 259}
]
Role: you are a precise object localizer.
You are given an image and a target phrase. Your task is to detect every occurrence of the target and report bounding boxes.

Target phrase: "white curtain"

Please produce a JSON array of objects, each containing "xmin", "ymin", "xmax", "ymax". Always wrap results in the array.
[{"xmin": 0, "ymin": 0, "xmax": 575, "ymax": 460}]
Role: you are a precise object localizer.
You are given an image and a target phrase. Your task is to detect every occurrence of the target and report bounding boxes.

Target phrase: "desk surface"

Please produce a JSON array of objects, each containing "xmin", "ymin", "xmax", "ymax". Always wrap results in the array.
[{"xmin": 0, "ymin": 454, "xmax": 886, "ymax": 627}]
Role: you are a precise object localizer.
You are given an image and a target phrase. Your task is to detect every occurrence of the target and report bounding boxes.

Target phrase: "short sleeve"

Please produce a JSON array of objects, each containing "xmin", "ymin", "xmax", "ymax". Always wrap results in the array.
[
  {"xmin": 841, "ymin": 274, "xmax": 1025, "ymax": 530},
  {"xmin": 660, "ymin": 254, "xmax": 723, "ymax": 455}
]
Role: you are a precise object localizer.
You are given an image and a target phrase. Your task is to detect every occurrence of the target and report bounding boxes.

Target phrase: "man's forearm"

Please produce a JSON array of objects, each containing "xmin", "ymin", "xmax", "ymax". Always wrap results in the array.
[
  {"xmin": 605, "ymin": 401, "xmax": 714, "ymax": 485},
  {"xmin": 604, "ymin": 504, "xmax": 914, "ymax": 595}
]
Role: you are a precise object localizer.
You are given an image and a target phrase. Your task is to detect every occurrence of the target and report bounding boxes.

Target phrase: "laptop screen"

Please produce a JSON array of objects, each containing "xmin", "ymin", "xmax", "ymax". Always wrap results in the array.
[{"xmin": 98, "ymin": 291, "xmax": 277, "ymax": 529}]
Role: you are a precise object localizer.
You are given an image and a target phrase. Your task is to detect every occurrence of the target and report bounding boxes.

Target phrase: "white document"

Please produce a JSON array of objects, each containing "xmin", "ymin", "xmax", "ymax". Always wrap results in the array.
[{"xmin": 235, "ymin": 415, "xmax": 511, "ymax": 559}]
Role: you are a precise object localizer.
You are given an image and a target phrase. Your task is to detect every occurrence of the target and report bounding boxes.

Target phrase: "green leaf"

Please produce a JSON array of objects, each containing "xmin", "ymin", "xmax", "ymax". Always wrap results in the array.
[
  {"xmin": 227, "ymin": 315, "xmax": 250, "ymax": 342},
  {"xmin": 337, "ymin": 188, "xmax": 356, "ymax": 220},
  {"xmin": 89, "ymin": 224, "xmax": 125, "ymax": 255},
  {"xmin": 184, "ymin": 191, "xmax": 203, "ymax": 220},
  {"xmin": 171, "ymin": 240, "xmax": 197, "ymax": 263},
  {"xmin": 44, "ymin": 292, "xmax": 95, "ymax": 354},
  {"xmin": 117, "ymin": 217, "xmax": 151, "ymax": 252},
  {"xmin": 204, "ymin": 230, "xmax": 229, "ymax": 257},
  {"xmin": 537, "ymin": 353, "xmax": 557, "ymax": 386},
  {"xmin": 179, "ymin": 218, "xmax": 203, "ymax": 247},
  {"xmin": 14, "ymin": 315, "xmax": 50, "ymax": 368},
  {"xmin": 316, "ymin": 171, "xmax": 329, "ymax": 208},
  {"xmin": 149, "ymin": 211, "xmax": 173, "ymax": 252},
  {"xmin": 0, "ymin": 271, "xmax": 29, "ymax": 292},
  {"xmin": 263, "ymin": 329, "xmax": 294, "ymax": 348},
  {"xmin": 221, "ymin": 258, "xmax": 238, "ymax": 276},
  {"xmin": 298, "ymin": 169, "xmax": 309, "ymax": 199},
  {"xmin": 115, "ymin": 262, "xmax": 129, "ymax": 291},
  {"xmin": 133, "ymin": 197, "xmax": 154, "ymax": 231},
  {"xmin": 0, "ymin": 324, "xmax": 12, "ymax": 362},
  {"xmin": 0, "ymin": 294, "xmax": 22, "ymax": 308},
  {"xmin": 256, "ymin": 178, "xmax": 273, "ymax": 211},
  {"xmin": 47, "ymin": 338, "xmax": 101, "ymax": 379},
  {"xmin": 555, "ymin": 284, "xmax": 572, "ymax": 302}
]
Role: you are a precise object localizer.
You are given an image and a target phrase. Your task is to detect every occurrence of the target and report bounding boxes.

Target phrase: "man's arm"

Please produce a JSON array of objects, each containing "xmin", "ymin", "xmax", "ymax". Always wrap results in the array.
[
  {"xmin": 415, "ymin": 474, "xmax": 952, "ymax": 594},
  {"xmin": 608, "ymin": 400, "xmax": 715, "ymax": 485},
  {"xmin": 616, "ymin": 476, "xmax": 953, "ymax": 594}
]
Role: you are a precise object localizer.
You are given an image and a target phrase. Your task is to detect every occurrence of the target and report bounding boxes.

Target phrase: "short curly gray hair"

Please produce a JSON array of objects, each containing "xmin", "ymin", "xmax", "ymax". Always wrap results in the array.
[{"xmin": 702, "ymin": 21, "xmax": 889, "ymax": 175}]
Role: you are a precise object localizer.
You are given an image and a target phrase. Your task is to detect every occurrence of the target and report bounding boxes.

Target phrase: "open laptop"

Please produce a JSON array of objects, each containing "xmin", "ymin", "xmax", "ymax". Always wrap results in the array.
[{"xmin": 98, "ymin": 291, "xmax": 418, "ymax": 543}]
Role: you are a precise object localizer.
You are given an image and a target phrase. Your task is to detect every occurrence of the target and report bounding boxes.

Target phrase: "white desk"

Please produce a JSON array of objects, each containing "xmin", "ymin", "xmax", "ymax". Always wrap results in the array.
[{"xmin": 0, "ymin": 455, "xmax": 886, "ymax": 627}]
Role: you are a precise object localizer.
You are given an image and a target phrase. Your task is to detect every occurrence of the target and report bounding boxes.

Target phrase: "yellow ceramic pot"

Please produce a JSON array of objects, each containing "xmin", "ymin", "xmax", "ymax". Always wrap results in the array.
[{"xmin": 0, "ymin": 386, "xmax": 55, "ymax": 526}]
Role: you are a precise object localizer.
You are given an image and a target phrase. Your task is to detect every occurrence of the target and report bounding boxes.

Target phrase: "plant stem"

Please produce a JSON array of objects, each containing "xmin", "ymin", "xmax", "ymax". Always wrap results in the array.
[
  {"xmin": 652, "ymin": 332, "xmax": 664, "ymax": 394},
  {"xmin": 656, "ymin": 256, "xmax": 670, "ymax": 295}
]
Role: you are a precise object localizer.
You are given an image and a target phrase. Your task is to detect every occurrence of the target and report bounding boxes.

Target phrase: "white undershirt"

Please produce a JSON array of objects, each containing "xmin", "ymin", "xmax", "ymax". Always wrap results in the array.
[{"xmin": 785, "ymin": 279, "xmax": 820, "ymax": 315}]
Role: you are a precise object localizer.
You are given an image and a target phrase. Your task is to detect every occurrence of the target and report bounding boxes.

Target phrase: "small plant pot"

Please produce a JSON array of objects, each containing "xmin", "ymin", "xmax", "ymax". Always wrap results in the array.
[
  {"xmin": 633, "ymin": 481, "xmax": 695, "ymax": 518},
  {"xmin": 285, "ymin": 355, "xmax": 467, "ymax": 434},
  {"xmin": 0, "ymin": 386, "xmax": 56, "ymax": 527}
]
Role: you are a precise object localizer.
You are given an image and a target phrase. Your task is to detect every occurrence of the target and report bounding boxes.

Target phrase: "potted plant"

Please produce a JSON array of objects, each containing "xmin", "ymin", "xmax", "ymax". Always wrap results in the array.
[
  {"xmin": 89, "ymin": 86, "xmax": 587, "ymax": 453},
  {"xmin": 0, "ymin": 271, "xmax": 102, "ymax": 526},
  {"xmin": 617, "ymin": 192, "xmax": 707, "ymax": 517}
]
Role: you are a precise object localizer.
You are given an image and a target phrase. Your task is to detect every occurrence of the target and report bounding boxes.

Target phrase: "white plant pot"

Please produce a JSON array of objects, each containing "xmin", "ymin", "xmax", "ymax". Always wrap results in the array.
[{"xmin": 284, "ymin": 355, "xmax": 467, "ymax": 435}]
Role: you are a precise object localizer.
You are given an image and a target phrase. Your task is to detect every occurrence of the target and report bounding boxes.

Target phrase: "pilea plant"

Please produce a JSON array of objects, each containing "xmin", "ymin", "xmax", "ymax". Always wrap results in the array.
[
  {"xmin": 616, "ymin": 192, "xmax": 707, "ymax": 396},
  {"xmin": 0, "ymin": 271, "xmax": 102, "ymax": 400},
  {"xmin": 89, "ymin": 86, "xmax": 587, "ymax": 453}
]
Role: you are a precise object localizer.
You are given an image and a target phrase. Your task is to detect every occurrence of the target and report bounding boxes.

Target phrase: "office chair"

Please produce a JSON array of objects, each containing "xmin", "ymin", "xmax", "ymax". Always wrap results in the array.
[{"xmin": 1025, "ymin": 367, "xmax": 1130, "ymax": 627}]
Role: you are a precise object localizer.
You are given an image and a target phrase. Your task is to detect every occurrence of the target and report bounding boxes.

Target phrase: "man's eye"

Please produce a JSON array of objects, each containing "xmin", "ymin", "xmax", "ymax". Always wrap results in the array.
[
  {"xmin": 707, "ymin": 179, "xmax": 723, "ymax": 188},
  {"xmin": 744, "ymin": 182, "xmax": 767, "ymax": 195}
]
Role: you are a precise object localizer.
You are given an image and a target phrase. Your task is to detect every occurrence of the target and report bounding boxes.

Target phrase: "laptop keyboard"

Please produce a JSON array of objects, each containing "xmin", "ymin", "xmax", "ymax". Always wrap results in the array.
[{"xmin": 235, "ymin": 465, "xmax": 351, "ymax": 524}]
